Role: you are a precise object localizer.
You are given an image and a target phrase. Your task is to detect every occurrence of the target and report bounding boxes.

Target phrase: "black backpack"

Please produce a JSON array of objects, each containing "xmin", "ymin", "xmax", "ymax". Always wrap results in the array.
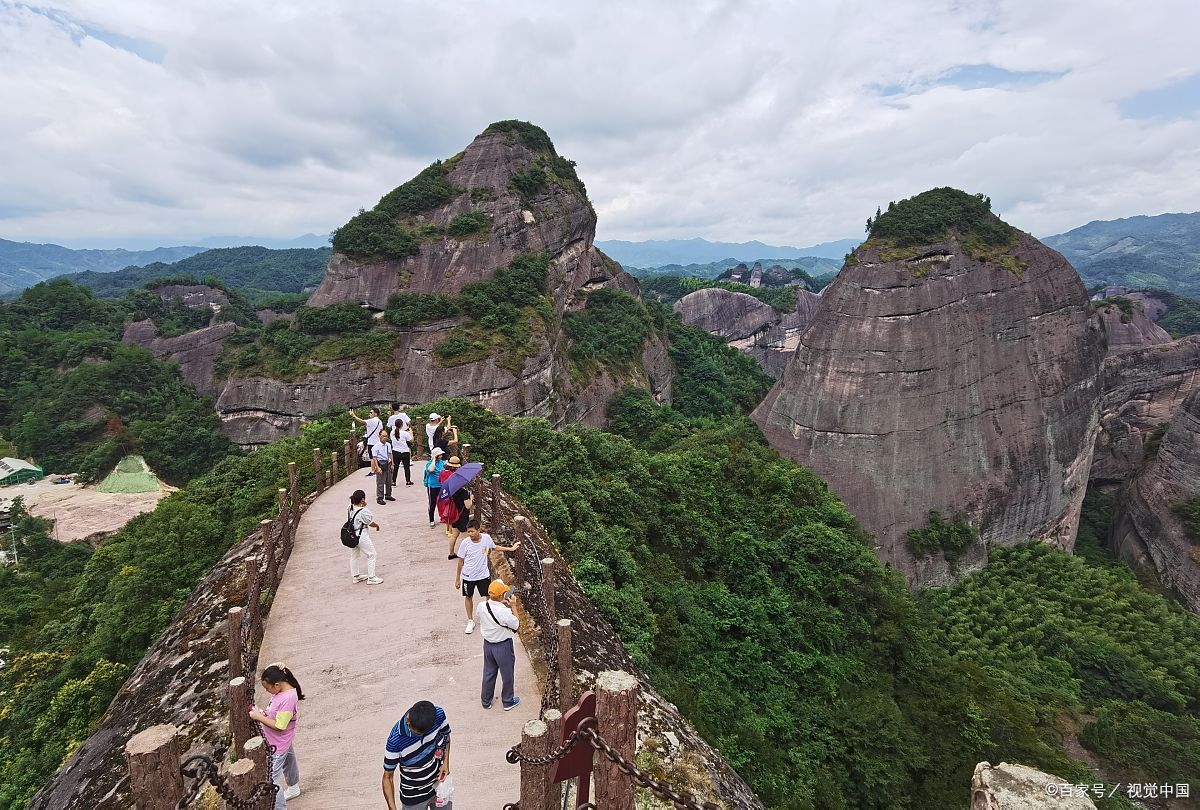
[{"xmin": 341, "ymin": 507, "xmax": 363, "ymax": 548}]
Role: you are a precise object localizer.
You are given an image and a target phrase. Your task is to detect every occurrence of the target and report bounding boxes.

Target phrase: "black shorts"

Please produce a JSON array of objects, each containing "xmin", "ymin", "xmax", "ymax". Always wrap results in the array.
[
  {"xmin": 462, "ymin": 577, "xmax": 489, "ymax": 597},
  {"xmin": 453, "ymin": 510, "xmax": 470, "ymax": 532}
]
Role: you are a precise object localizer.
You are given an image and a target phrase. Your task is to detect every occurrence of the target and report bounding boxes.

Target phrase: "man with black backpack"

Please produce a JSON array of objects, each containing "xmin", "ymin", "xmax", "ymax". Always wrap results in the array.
[{"xmin": 343, "ymin": 489, "xmax": 383, "ymax": 585}]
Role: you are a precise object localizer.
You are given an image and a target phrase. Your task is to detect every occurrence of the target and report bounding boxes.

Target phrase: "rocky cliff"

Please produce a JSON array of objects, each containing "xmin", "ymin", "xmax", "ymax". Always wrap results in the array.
[
  {"xmin": 1094, "ymin": 295, "xmax": 1171, "ymax": 355},
  {"xmin": 971, "ymin": 762, "xmax": 1097, "ymax": 809},
  {"xmin": 1110, "ymin": 387, "xmax": 1200, "ymax": 610},
  {"xmin": 122, "ymin": 319, "xmax": 236, "ymax": 397},
  {"xmin": 673, "ymin": 286, "xmax": 820, "ymax": 377},
  {"xmin": 753, "ymin": 189, "xmax": 1104, "ymax": 586},
  {"xmin": 214, "ymin": 122, "xmax": 671, "ymax": 442}
]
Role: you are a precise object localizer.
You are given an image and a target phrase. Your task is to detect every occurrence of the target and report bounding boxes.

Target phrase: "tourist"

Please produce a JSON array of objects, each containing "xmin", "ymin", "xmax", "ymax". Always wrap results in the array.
[
  {"xmin": 349, "ymin": 407, "xmax": 384, "ymax": 471},
  {"xmin": 248, "ymin": 663, "xmax": 305, "ymax": 807},
  {"xmin": 439, "ymin": 456, "xmax": 472, "ymax": 558},
  {"xmin": 348, "ymin": 489, "xmax": 382, "ymax": 584},
  {"xmin": 443, "ymin": 415, "xmax": 460, "ymax": 456},
  {"xmin": 382, "ymin": 700, "xmax": 452, "ymax": 810},
  {"xmin": 372, "ymin": 429, "xmax": 394, "ymax": 505},
  {"xmin": 423, "ymin": 448, "xmax": 446, "ymax": 528},
  {"xmin": 455, "ymin": 523, "xmax": 520, "ymax": 634},
  {"xmin": 425, "ymin": 412, "xmax": 444, "ymax": 454},
  {"xmin": 389, "ymin": 404, "xmax": 414, "ymax": 487},
  {"xmin": 476, "ymin": 580, "xmax": 521, "ymax": 711}
]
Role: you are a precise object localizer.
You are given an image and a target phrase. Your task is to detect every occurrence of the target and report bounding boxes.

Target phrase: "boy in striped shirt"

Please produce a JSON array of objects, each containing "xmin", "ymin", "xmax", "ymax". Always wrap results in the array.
[{"xmin": 382, "ymin": 700, "xmax": 452, "ymax": 809}]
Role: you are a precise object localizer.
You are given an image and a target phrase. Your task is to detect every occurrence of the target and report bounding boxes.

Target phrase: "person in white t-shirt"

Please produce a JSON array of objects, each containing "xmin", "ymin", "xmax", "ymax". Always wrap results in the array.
[
  {"xmin": 388, "ymin": 414, "xmax": 414, "ymax": 487},
  {"xmin": 349, "ymin": 407, "xmax": 384, "ymax": 472},
  {"xmin": 454, "ymin": 524, "xmax": 520, "ymax": 635},
  {"xmin": 348, "ymin": 489, "xmax": 382, "ymax": 585},
  {"xmin": 475, "ymin": 579, "xmax": 521, "ymax": 710}
]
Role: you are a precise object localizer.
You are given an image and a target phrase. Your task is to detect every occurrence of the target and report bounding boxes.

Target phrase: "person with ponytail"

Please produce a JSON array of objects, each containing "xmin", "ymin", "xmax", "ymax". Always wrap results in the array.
[{"xmin": 249, "ymin": 662, "xmax": 305, "ymax": 807}]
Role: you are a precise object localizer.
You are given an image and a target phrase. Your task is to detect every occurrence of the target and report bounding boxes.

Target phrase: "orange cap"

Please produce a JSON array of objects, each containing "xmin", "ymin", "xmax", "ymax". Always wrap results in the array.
[{"xmin": 488, "ymin": 579, "xmax": 510, "ymax": 599}]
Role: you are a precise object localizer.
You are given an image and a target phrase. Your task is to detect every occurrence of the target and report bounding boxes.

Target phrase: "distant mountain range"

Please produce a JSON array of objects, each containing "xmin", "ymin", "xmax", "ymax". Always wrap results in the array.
[
  {"xmin": 1044, "ymin": 212, "xmax": 1200, "ymax": 295},
  {"xmin": 627, "ymin": 256, "xmax": 842, "ymax": 281},
  {"xmin": 0, "ymin": 239, "xmax": 207, "ymax": 296},
  {"xmin": 596, "ymin": 237, "xmax": 861, "ymax": 267}
]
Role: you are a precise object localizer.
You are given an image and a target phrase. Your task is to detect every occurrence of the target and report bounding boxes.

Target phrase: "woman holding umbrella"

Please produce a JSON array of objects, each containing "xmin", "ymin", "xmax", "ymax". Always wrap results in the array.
[{"xmin": 438, "ymin": 456, "xmax": 482, "ymax": 559}]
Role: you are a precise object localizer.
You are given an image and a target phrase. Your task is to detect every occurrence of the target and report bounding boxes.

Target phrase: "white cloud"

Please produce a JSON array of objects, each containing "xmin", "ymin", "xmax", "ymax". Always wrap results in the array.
[{"xmin": 0, "ymin": 0, "xmax": 1197, "ymax": 248}]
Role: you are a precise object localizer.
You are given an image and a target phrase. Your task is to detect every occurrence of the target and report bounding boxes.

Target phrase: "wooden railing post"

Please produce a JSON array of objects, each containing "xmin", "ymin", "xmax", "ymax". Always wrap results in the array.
[
  {"xmin": 460, "ymin": 442, "xmax": 471, "ymax": 462},
  {"xmin": 227, "ymin": 607, "xmax": 244, "ymax": 679},
  {"xmin": 412, "ymin": 419, "xmax": 422, "ymax": 461},
  {"xmin": 245, "ymin": 559, "xmax": 261, "ymax": 646},
  {"xmin": 223, "ymin": 758, "xmax": 258, "ymax": 809},
  {"xmin": 124, "ymin": 724, "xmax": 185, "ymax": 809},
  {"xmin": 490, "ymin": 474, "xmax": 501, "ymax": 534},
  {"xmin": 261, "ymin": 519, "xmax": 278, "ymax": 592},
  {"xmin": 542, "ymin": 709, "xmax": 564, "ymax": 810},
  {"xmin": 512, "ymin": 516, "xmax": 527, "ymax": 590},
  {"xmin": 244, "ymin": 735, "xmax": 269, "ymax": 781},
  {"xmin": 325, "ymin": 469, "xmax": 331, "ymax": 490},
  {"xmin": 331, "ymin": 450, "xmax": 339, "ymax": 482},
  {"xmin": 229, "ymin": 676, "xmax": 254, "ymax": 751},
  {"xmin": 540, "ymin": 558, "xmax": 557, "ymax": 625},
  {"xmin": 557, "ymin": 619, "xmax": 574, "ymax": 715},
  {"xmin": 519, "ymin": 719, "xmax": 550, "ymax": 810},
  {"xmin": 313, "ymin": 448, "xmax": 323, "ymax": 494},
  {"xmin": 343, "ymin": 438, "xmax": 352, "ymax": 473},
  {"xmin": 594, "ymin": 670, "xmax": 639, "ymax": 810}
]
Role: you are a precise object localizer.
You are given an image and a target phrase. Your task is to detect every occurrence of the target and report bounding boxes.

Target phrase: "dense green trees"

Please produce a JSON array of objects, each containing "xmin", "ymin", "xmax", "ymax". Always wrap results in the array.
[
  {"xmin": 638, "ymin": 274, "xmax": 809, "ymax": 314},
  {"xmin": 563, "ymin": 289, "xmax": 660, "ymax": 368},
  {"xmin": 866, "ymin": 187, "xmax": 1014, "ymax": 248},
  {"xmin": 331, "ymin": 161, "xmax": 460, "ymax": 259}
]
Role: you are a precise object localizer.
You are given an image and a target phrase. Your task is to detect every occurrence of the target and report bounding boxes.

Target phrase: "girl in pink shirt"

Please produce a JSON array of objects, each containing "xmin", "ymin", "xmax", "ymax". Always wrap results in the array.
[{"xmin": 249, "ymin": 664, "xmax": 305, "ymax": 808}]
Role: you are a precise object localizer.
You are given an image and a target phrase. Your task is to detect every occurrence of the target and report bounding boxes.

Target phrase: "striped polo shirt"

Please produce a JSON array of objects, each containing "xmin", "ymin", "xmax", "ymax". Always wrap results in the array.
[{"xmin": 383, "ymin": 706, "xmax": 451, "ymax": 805}]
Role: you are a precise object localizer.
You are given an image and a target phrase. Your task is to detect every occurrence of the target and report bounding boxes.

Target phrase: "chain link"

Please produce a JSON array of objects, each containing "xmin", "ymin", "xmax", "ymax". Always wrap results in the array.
[{"xmin": 178, "ymin": 753, "xmax": 279, "ymax": 809}]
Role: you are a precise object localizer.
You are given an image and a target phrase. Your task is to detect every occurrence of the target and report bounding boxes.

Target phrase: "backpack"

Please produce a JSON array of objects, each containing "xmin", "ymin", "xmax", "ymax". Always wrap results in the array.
[
  {"xmin": 438, "ymin": 491, "xmax": 461, "ymax": 526},
  {"xmin": 341, "ymin": 507, "xmax": 364, "ymax": 548}
]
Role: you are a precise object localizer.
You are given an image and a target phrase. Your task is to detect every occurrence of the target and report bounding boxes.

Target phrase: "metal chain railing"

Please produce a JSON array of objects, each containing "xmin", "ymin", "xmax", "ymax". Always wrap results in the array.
[
  {"xmin": 502, "ymin": 717, "xmax": 723, "ymax": 810},
  {"xmin": 178, "ymin": 753, "xmax": 278, "ymax": 809}
]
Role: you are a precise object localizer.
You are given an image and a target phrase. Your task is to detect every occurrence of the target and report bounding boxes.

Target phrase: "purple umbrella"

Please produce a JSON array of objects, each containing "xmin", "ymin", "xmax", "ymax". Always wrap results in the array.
[{"xmin": 439, "ymin": 462, "xmax": 483, "ymax": 500}]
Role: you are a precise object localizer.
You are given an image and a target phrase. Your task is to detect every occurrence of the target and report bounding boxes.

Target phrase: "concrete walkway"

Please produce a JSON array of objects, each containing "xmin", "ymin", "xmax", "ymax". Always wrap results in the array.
[{"xmin": 257, "ymin": 466, "xmax": 537, "ymax": 808}]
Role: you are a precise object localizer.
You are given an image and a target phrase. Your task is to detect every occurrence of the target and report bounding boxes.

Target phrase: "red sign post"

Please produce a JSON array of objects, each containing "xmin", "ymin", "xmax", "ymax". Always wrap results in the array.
[{"xmin": 549, "ymin": 691, "xmax": 597, "ymax": 807}]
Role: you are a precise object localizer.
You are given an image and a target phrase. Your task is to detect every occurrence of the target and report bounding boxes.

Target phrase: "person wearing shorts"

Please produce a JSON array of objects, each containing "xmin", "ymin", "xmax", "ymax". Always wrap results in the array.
[{"xmin": 453, "ymin": 523, "xmax": 520, "ymax": 635}]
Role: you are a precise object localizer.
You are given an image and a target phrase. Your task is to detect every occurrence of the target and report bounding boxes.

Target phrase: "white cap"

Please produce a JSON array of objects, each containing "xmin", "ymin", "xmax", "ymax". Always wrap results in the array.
[
  {"xmin": 431, "ymin": 447, "xmax": 446, "ymax": 457},
  {"xmin": 429, "ymin": 412, "xmax": 441, "ymax": 420}
]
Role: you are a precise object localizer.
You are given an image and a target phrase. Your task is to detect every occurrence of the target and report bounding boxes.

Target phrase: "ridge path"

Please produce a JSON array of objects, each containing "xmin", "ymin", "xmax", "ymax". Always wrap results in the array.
[{"xmin": 256, "ymin": 465, "xmax": 538, "ymax": 808}]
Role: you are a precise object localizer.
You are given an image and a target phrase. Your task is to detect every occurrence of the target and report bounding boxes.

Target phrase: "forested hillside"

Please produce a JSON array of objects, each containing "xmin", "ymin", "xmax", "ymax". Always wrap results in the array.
[
  {"xmin": 0, "ymin": 240, "xmax": 205, "ymax": 297},
  {"xmin": 1046, "ymin": 212, "xmax": 1200, "ymax": 295}
]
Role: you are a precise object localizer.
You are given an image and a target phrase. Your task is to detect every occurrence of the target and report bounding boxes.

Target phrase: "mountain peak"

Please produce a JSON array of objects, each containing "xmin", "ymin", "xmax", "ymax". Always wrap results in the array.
[{"xmin": 866, "ymin": 187, "xmax": 1014, "ymax": 249}]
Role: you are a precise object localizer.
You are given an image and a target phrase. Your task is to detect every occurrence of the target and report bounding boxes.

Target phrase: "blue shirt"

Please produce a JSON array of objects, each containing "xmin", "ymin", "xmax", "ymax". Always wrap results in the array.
[
  {"xmin": 424, "ymin": 459, "xmax": 445, "ymax": 488},
  {"xmin": 384, "ymin": 706, "xmax": 451, "ymax": 804}
]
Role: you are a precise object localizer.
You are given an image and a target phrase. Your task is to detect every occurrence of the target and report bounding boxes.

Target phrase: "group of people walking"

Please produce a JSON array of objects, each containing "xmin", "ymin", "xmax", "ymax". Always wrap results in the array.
[{"xmin": 251, "ymin": 404, "xmax": 528, "ymax": 808}]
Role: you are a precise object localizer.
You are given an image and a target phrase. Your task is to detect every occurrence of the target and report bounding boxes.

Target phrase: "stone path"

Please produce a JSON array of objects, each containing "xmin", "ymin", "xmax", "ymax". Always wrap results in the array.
[{"xmin": 257, "ymin": 466, "xmax": 537, "ymax": 808}]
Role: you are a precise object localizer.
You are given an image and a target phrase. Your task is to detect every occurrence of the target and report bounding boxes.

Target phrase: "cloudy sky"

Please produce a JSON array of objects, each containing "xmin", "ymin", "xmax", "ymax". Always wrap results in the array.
[{"xmin": 2, "ymin": 0, "xmax": 1198, "ymax": 249}]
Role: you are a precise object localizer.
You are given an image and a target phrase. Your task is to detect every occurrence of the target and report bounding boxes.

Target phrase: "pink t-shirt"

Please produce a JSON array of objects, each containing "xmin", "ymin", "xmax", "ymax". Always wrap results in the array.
[{"xmin": 261, "ymin": 688, "xmax": 299, "ymax": 750}]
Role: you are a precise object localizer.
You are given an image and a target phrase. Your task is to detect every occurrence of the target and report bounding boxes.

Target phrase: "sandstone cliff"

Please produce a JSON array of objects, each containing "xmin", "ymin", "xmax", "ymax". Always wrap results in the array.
[
  {"xmin": 753, "ymin": 189, "xmax": 1104, "ymax": 586},
  {"xmin": 214, "ymin": 122, "xmax": 671, "ymax": 442},
  {"xmin": 122, "ymin": 319, "xmax": 236, "ymax": 397},
  {"xmin": 1094, "ymin": 296, "xmax": 1171, "ymax": 355},
  {"xmin": 971, "ymin": 762, "xmax": 1096, "ymax": 809},
  {"xmin": 673, "ymin": 286, "xmax": 820, "ymax": 377},
  {"xmin": 1110, "ymin": 387, "xmax": 1200, "ymax": 610}
]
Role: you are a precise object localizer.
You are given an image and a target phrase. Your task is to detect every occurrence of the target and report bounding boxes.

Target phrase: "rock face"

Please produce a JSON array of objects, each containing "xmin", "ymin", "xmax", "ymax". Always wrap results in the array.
[
  {"xmin": 971, "ymin": 761, "xmax": 1097, "ymax": 809},
  {"xmin": 122, "ymin": 319, "xmax": 235, "ymax": 397},
  {"xmin": 1091, "ymin": 336, "xmax": 1200, "ymax": 484},
  {"xmin": 214, "ymin": 124, "xmax": 671, "ymax": 443},
  {"xmin": 1095, "ymin": 296, "xmax": 1171, "ymax": 355},
  {"xmin": 673, "ymin": 286, "xmax": 821, "ymax": 377},
  {"xmin": 753, "ymin": 227, "xmax": 1104, "ymax": 586},
  {"xmin": 152, "ymin": 284, "xmax": 229, "ymax": 309},
  {"xmin": 1111, "ymin": 387, "xmax": 1200, "ymax": 610}
]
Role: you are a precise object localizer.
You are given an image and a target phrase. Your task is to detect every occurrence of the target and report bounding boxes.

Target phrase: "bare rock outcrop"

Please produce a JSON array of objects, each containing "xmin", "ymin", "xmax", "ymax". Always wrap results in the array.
[
  {"xmin": 217, "ymin": 123, "xmax": 671, "ymax": 443},
  {"xmin": 1091, "ymin": 336, "xmax": 1200, "ymax": 484},
  {"xmin": 1111, "ymin": 386, "xmax": 1200, "ymax": 610},
  {"xmin": 673, "ymin": 287, "xmax": 821, "ymax": 377},
  {"xmin": 753, "ymin": 194, "xmax": 1104, "ymax": 587},
  {"xmin": 152, "ymin": 284, "xmax": 229, "ymax": 309},
  {"xmin": 122, "ymin": 319, "xmax": 236, "ymax": 397},
  {"xmin": 971, "ymin": 761, "xmax": 1096, "ymax": 809},
  {"xmin": 1095, "ymin": 296, "xmax": 1171, "ymax": 355}
]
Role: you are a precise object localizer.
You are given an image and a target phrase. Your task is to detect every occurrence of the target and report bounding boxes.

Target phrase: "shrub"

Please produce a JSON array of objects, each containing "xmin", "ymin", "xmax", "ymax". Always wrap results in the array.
[
  {"xmin": 906, "ymin": 509, "xmax": 978, "ymax": 564},
  {"xmin": 563, "ymin": 290, "xmax": 657, "ymax": 368},
  {"xmin": 375, "ymin": 161, "xmax": 458, "ymax": 218},
  {"xmin": 509, "ymin": 168, "xmax": 549, "ymax": 202},
  {"xmin": 383, "ymin": 292, "xmax": 460, "ymax": 327},
  {"xmin": 446, "ymin": 209, "xmax": 493, "ymax": 238},
  {"xmin": 868, "ymin": 187, "xmax": 1014, "ymax": 249},
  {"xmin": 433, "ymin": 334, "xmax": 491, "ymax": 365},
  {"xmin": 330, "ymin": 209, "xmax": 419, "ymax": 260},
  {"xmin": 293, "ymin": 303, "xmax": 373, "ymax": 335},
  {"xmin": 483, "ymin": 120, "xmax": 555, "ymax": 153}
]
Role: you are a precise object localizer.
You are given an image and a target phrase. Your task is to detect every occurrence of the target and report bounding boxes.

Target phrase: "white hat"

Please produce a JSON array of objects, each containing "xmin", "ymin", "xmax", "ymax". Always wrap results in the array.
[
  {"xmin": 429, "ymin": 412, "xmax": 441, "ymax": 420},
  {"xmin": 431, "ymin": 447, "xmax": 445, "ymax": 457}
]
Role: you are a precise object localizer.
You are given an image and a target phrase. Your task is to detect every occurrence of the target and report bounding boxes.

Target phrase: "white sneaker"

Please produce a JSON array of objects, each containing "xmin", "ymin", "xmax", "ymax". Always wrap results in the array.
[
  {"xmin": 365, "ymin": 576, "xmax": 384, "ymax": 585},
  {"xmin": 465, "ymin": 619, "xmax": 475, "ymax": 634},
  {"xmin": 283, "ymin": 784, "xmax": 301, "ymax": 800},
  {"xmin": 430, "ymin": 521, "xmax": 436, "ymax": 528},
  {"xmin": 352, "ymin": 574, "xmax": 368, "ymax": 583}
]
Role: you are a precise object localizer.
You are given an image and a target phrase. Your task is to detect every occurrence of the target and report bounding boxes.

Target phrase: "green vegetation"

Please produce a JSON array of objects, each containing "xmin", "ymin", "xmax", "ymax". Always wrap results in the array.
[
  {"xmin": 293, "ymin": 302, "xmax": 372, "ymax": 335},
  {"xmin": 446, "ymin": 209, "xmax": 493, "ymax": 238},
  {"xmin": 1096, "ymin": 295, "xmax": 1136, "ymax": 323},
  {"xmin": 509, "ymin": 167, "xmax": 550, "ymax": 202},
  {"xmin": 0, "ymin": 280, "xmax": 236, "ymax": 485},
  {"xmin": 484, "ymin": 119, "xmax": 556, "ymax": 153},
  {"xmin": 638, "ymin": 275, "xmax": 806, "ymax": 314},
  {"xmin": 62, "ymin": 247, "xmax": 331, "ymax": 298},
  {"xmin": 563, "ymin": 290, "xmax": 660, "ymax": 370},
  {"xmin": 1046, "ymin": 213, "xmax": 1200, "ymax": 297},
  {"xmin": 1143, "ymin": 422, "xmax": 1169, "ymax": 460},
  {"xmin": 662, "ymin": 308, "xmax": 772, "ymax": 417},
  {"xmin": 1146, "ymin": 288, "xmax": 1200, "ymax": 338},
  {"xmin": 120, "ymin": 286, "xmax": 214, "ymax": 337},
  {"xmin": 866, "ymin": 187, "xmax": 1014, "ymax": 248},
  {"xmin": 0, "ymin": 417, "xmax": 345, "ymax": 808},
  {"xmin": 906, "ymin": 510, "xmax": 978, "ymax": 566},
  {"xmin": 1171, "ymin": 495, "xmax": 1200, "ymax": 541},
  {"xmin": 331, "ymin": 161, "xmax": 462, "ymax": 260},
  {"xmin": 383, "ymin": 292, "xmax": 459, "ymax": 326}
]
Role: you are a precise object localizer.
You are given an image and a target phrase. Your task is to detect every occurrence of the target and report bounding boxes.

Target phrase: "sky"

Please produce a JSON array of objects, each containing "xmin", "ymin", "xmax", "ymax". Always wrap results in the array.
[{"xmin": 1, "ymin": 0, "xmax": 1198, "ymax": 249}]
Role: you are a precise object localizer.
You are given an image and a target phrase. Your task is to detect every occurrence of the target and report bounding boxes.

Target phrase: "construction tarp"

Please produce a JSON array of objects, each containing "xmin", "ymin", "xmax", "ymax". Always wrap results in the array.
[{"xmin": 97, "ymin": 456, "xmax": 160, "ymax": 494}]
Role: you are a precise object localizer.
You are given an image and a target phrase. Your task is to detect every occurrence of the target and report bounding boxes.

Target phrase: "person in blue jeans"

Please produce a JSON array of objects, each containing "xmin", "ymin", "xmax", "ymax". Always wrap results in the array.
[
  {"xmin": 423, "ymin": 448, "xmax": 446, "ymax": 528},
  {"xmin": 475, "ymin": 579, "xmax": 522, "ymax": 711}
]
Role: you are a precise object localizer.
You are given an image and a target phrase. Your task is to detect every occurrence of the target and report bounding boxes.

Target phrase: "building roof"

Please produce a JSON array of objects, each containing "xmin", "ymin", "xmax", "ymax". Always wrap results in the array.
[{"xmin": 0, "ymin": 457, "xmax": 42, "ymax": 475}]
